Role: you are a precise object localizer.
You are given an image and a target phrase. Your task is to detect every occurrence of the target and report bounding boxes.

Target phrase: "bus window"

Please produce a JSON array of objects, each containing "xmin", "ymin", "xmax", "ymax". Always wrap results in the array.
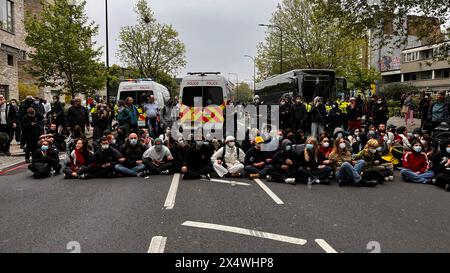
[{"xmin": 119, "ymin": 91, "xmax": 153, "ymax": 106}]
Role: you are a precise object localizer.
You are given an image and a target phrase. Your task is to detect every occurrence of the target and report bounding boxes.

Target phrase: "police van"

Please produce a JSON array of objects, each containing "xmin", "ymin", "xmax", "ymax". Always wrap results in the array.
[
  {"xmin": 117, "ymin": 79, "xmax": 170, "ymax": 127},
  {"xmin": 178, "ymin": 72, "xmax": 233, "ymax": 135}
]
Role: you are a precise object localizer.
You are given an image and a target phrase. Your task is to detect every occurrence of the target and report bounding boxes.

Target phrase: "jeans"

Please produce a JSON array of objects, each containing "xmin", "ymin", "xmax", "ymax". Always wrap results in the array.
[
  {"xmin": 336, "ymin": 160, "xmax": 365, "ymax": 183},
  {"xmin": 311, "ymin": 122, "xmax": 324, "ymax": 139},
  {"xmin": 401, "ymin": 169, "xmax": 434, "ymax": 184},
  {"xmin": 114, "ymin": 164, "xmax": 146, "ymax": 177},
  {"xmin": 244, "ymin": 165, "xmax": 274, "ymax": 177}
]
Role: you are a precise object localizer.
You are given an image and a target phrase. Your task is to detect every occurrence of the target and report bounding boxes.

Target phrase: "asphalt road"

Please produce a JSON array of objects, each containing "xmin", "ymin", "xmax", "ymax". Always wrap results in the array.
[{"xmin": 1, "ymin": 164, "xmax": 450, "ymax": 253}]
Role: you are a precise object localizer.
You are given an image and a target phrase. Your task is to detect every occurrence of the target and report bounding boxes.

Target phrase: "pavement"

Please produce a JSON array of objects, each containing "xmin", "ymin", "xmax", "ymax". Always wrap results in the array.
[{"xmin": 1, "ymin": 159, "xmax": 449, "ymax": 253}]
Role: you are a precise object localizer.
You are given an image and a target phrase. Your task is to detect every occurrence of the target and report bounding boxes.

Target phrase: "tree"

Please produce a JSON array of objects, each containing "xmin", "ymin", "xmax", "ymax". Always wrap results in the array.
[
  {"xmin": 233, "ymin": 83, "xmax": 253, "ymax": 103},
  {"xmin": 24, "ymin": 0, "xmax": 106, "ymax": 99},
  {"xmin": 117, "ymin": 0, "xmax": 186, "ymax": 81},
  {"xmin": 323, "ymin": 0, "xmax": 450, "ymax": 60},
  {"xmin": 18, "ymin": 83, "xmax": 39, "ymax": 101},
  {"xmin": 380, "ymin": 83, "xmax": 419, "ymax": 101},
  {"xmin": 256, "ymin": 0, "xmax": 368, "ymax": 80}
]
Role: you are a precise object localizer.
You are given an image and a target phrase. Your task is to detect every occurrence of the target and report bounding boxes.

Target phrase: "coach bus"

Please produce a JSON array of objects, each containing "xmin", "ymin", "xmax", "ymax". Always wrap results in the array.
[{"xmin": 255, "ymin": 69, "xmax": 347, "ymax": 104}]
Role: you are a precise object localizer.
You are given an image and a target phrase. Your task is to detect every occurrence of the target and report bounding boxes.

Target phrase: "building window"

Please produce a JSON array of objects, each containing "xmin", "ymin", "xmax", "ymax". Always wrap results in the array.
[
  {"xmin": 7, "ymin": 54, "xmax": 13, "ymax": 66},
  {"xmin": 434, "ymin": 69, "xmax": 450, "ymax": 79},
  {"xmin": 404, "ymin": 73, "xmax": 417, "ymax": 81},
  {"xmin": 0, "ymin": 0, "xmax": 14, "ymax": 33},
  {"xmin": 420, "ymin": 71, "xmax": 432, "ymax": 80},
  {"xmin": 0, "ymin": 85, "xmax": 8, "ymax": 100},
  {"xmin": 403, "ymin": 51, "xmax": 419, "ymax": 63}
]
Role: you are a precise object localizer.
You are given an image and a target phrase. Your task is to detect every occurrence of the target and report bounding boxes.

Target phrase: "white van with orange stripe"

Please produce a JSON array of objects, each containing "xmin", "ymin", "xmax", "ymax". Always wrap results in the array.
[{"xmin": 179, "ymin": 72, "xmax": 233, "ymax": 133}]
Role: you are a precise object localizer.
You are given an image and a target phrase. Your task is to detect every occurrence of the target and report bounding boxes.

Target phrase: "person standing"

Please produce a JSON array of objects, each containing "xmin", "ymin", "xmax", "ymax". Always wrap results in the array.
[
  {"xmin": 0, "ymin": 95, "xmax": 17, "ymax": 156},
  {"xmin": 143, "ymin": 95, "xmax": 160, "ymax": 138},
  {"xmin": 21, "ymin": 107, "xmax": 44, "ymax": 163},
  {"xmin": 309, "ymin": 97, "xmax": 327, "ymax": 139},
  {"xmin": 427, "ymin": 91, "xmax": 449, "ymax": 128},
  {"xmin": 91, "ymin": 103, "xmax": 110, "ymax": 140},
  {"xmin": 51, "ymin": 96, "xmax": 65, "ymax": 131},
  {"xmin": 290, "ymin": 96, "xmax": 307, "ymax": 133},
  {"xmin": 9, "ymin": 99, "xmax": 22, "ymax": 144},
  {"xmin": 346, "ymin": 97, "xmax": 363, "ymax": 131},
  {"xmin": 403, "ymin": 94, "xmax": 415, "ymax": 126},
  {"xmin": 66, "ymin": 98, "xmax": 90, "ymax": 135},
  {"xmin": 370, "ymin": 97, "xmax": 389, "ymax": 127},
  {"xmin": 126, "ymin": 97, "xmax": 139, "ymax": 133}
]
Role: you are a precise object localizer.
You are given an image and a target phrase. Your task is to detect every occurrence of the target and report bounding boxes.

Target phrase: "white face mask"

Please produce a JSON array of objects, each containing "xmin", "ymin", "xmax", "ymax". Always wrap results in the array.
[
  {"xmin": 446, "ymin": 147, "xmax": 450, "ymax": 154},
  {"xmin": 339, "ymin": 143, "xmax": 346, "ymax": 150},
  {"xmin": 101, "ymin": 144, "xmax": 109, "ymax": 150},
  {"xmin": 322, "ymin": 142, "xmax": 330, "ymax": 148},
  {"xmin": 369, "ymin": 148, "xmax": 377, "ymax": 154},
  {"xmin": 377, "ymin": 147, "xmax": 383, "ymax": 152},
  {"xmin": 227, "ymin": 142, "xmax": 236, "ymax": 148}
]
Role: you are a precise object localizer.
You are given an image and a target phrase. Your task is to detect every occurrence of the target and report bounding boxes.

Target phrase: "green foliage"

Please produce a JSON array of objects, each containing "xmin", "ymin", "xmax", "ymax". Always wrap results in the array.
[
  {"xmin": 18, "ymin": 83, "xmax": 39, "ymax": 101},
  {"xmin": 233, "ymin": 83, "xmax": 253, "ymax": 103},
  {"xmin": 24, "ymin": 0, "xmax": 106, "ymax": 99},
  {"xmin": 380, "ymin": 83, "xmax": 419, "ymax": 100},
  {"xmin": 117, "ymin": 0, "xmax": 186, "ymax": 81},
  {"xmin": 256, "ymin": 0, "xmax": 370, "ymax": 82},
  {"xmin": 346, "ymin": 66, "xmax": 381, "ymax": 98}
]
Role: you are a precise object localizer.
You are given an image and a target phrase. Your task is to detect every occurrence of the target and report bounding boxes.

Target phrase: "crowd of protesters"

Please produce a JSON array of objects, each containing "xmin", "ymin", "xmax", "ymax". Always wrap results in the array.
[{"xmin": 0, "ymin": 90, "xmax": 449, "ymax": 192}]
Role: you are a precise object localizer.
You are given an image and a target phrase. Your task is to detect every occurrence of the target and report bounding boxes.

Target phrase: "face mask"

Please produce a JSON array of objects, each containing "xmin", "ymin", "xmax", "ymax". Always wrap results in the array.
[
  {"xmin": 369, "ymin": 148, "xmax": 377, "ymax": 154},
  {"xmin": 101, "ymin": 144, "xmax": 109, "ymax": 150},
  {"xmin": 414, "ymin": 134, "xmax": 420, "ymax": 138},
  {"xmin": 35, "ymin": 101, "xmax": 40, "ymax": 104},
  {"xmin": 378, "ymin": 101, "xmax": 382, "ymax": 104},
  {"xmin": 285, "ymin": 145, "xmax": 292, "ymax": 151},
  {"xmin": 377, "ymin": 147, "xmax": 383, "ymax": 152},
  {"xmin": 111, "ymin": 139, "xmax": 116, "ymax": 144},
  {"xmin": 446, "ymin": 148, "xmax": 450, "ymax": 154},
  {"xmin": 306, "ymin": 144, "xmax": 314, "ymax": 151},
  {"xmin": 354, "ymin": 132, "xmax": 360, "ymax": 136},
  {"xmin": 129, "ymin": 139, "xmax": 138, "ymax": 145},
  {"xmin": 41, "ymin": 145, "xmax": 49, "ymax": 151},
  {"xmin": 322, "ymin": 142, "xmax": 330, "ymax": 148},
  {"xmin": 414, "ymin": 146, "xmax": 422, "ymax": 153},
  {"xmin": 383, "ymin": 136, "xmax": 388, "ymax": 142},
  {"xmin": 339, "ymin": 143, "xmax": 346, "ymax": 150},
  {"xmin": 387, "ymin": 140, "xmax": 392, "ymax": 145},
  {"xmin": 227, "ymin": 142, "xmax": 236, "ymax": 148}
]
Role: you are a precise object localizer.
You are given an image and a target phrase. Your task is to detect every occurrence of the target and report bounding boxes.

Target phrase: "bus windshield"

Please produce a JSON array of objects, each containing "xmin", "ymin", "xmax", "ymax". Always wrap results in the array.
[
  {"xmin": 182, "ymin": 86, "xmax": 223, "ymax": 107},
  {"xmin": 119, "ymin": 90, "xmax": 154, "ymax": 106}
]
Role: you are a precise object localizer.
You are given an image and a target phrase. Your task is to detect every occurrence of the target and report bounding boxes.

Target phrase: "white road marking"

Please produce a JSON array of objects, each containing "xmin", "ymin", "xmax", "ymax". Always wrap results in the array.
[
  {"xmin": 164, "ymin": 174, "xmax": 181, "ymax": 210},
  {"xmin": 254, "ymin": 179, "xmax": 284, "ymax": 205},
  {"xmin": 315, "ymin": 239, "xmax": 338, "ymax": 253},
  {"xmin": 148, "ymin": 236, "xmax": 167, "ymax": 253},
  {"xmin": 182, "ymin": 221, "xmax": 306, "ymax": 245},
  {"xmin": 201, "ymin": 178, "xmax": 251, "ymax": 186}
]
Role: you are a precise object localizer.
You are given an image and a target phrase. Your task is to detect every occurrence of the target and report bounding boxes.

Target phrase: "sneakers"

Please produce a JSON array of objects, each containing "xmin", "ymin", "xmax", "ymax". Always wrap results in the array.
[
  {"xmin": 200, "ymin": 174, "xmax": 211, "ymax": 180},
  {"xmin": 389, "ymin": 176, "xmax": 394, "ymax": 181},
  {"xmin": 78, "ymin": 174, "xmax": 87, "ymax": 180},
  {"xmin": 312, "ymin": 178, "xmax": 320, "ymax": 184},
  {"xmin": 161, "ymin": 170, "xmax": 170, "ymax": 175},
  {"xmin": 284, "ymin": 178, "xmax": 296, "ymax": 185},
  {"xmin": 138, "ymin": 171, "xmax": 149, "ymax": 178},
  {"xmin": 266, "ymin": 175, "xmax": 273, "ymax": 182},
  {"xmin": 249, "ymin": 174, "xmax": 259, "ymax": 180}
]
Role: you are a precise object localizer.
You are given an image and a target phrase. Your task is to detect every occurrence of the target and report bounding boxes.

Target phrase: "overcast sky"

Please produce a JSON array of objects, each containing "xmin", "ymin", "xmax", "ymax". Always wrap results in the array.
[{"xmin": 85, "ymin": 0, "xmax": 280, "ymax": 84}]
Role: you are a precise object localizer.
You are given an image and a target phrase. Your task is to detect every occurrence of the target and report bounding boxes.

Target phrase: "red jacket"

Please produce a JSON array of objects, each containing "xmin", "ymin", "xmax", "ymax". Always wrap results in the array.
[{"xmin": 403, "ymin": 151, "xmax": 430, "ymax": 174}]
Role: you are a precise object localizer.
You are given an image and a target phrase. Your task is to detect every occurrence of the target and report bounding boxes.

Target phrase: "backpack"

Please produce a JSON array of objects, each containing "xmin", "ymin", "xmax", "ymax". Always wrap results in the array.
[{"xmin": 220, "ymin": 145, "xmax": 241, "ymax": 168}]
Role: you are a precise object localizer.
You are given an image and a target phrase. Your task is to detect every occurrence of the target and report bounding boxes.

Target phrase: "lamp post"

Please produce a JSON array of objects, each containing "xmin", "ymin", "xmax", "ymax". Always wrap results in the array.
[
  {"xmin": 228, "ymin": 73, "xmax": 239, "ymax": 101},
  {"xmin": 259, "ymin": 23, "xmax": 283, "ymax": 75},
  {"xmin": 244, "ymin": 55, "xmax": 256, "ymax": 92},
  {"xmin": 105, "ymin": 0, "xmax": 111, "ymax": 103}
]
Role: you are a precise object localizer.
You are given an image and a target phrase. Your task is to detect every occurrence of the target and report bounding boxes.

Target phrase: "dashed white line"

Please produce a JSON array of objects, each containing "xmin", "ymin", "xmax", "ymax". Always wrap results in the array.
[
  {"xmin": 164, "ymin": 174, "xmax": 181, "ymax": 210},
  {"xmin": 201, "ymin": 178, "xmax": 251, "ymax": 186},
  {"xmin": 254, "ymin": 179, "xmax": 284, "ymax": 205},
  {"xmin": 148, "ymin": 236, "xmax": 167, "ymax": 253},
  {"xmin": 315, "ymin": 239, "xmax": 338, "ymax": 253},
  {"xmin": 182, "ymin": 221, "xmax": 306, "ymax": 245}
]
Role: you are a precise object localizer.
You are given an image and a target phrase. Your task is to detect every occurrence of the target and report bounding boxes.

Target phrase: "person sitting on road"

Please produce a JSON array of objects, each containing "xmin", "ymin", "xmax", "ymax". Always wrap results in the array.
[
  {"xmin": 431, "ymin": 139, "xmax": 450, "ymax": 192},
  {"xmin": 347, "ymin": 128, "xmax": 365, "ymax": 155},
  {"xmin": 298, "ymin": 137, "xmax": 333, "ymax": 185},
  {"xmin": 401, "ymin": 139, "xmax": 435, "ymax": 184},
  {"xmin": 106, "ymin": 134, "xmax": 120, "ymax": 150},
  {"xmin": 47, "ymin": 123, "xmax": 66, "ymax": 152},
  {"xmin": 182, "ymin": 137, "xmax": 214, "ymax": 180},
  {"xmin": 170, "ymin": 136, "xmax": 189, "ymax": 174},
  {"xmin": 354, "ymin": 139, "xmax": 389, "ymax": 184},
  {"xmin": 396, "ymin": 126, "xmax": 413, "ymax": 151},
  {"xmin": 265, "ymin": 139, "xmax": 301, "ymax": 185},
  {"xmin": 329, "ymin": 137, "xmax": 377, "ymax": 187},
  {"xmin": 244, "ymin": 136, "xmax": 275, "ymax": 180},
  {"xmin": 318, "ymin": 135, "xmax": 333, "ymax": 158},
  {"xmin": 83, "ymin": 137, "xmax": 122, "ymax": 179},
  {"xmin": 28, "ymin": 139, "xmax": 61, "ymax": 179},
  {"xmin": 419, "ymin": 134, "xmax": 434, "ymax": 160},
  {"xmin": 115, "ymin": 133, "xmax": 147, "ymax": 177},
  {"xmin": 141, "ymin": 138, "xmax": 174, "ymax": 176},
  {"xmin": 63, "ymin": 138, "xmax": 92, "ymax": 179},
  {"xmin": 211, "ymin": 136, "xmax": 246, "ymax": 178}
]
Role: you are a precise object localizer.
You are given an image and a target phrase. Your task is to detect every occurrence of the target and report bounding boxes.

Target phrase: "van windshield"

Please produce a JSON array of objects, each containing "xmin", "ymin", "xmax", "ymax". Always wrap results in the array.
[
  {"xmin": 119, "ymin": 91, "xmax": 154, "ymax": 106},
  {"xmin": 182, "ymin": 87, "xmax": 223, "ymax": 107}
]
